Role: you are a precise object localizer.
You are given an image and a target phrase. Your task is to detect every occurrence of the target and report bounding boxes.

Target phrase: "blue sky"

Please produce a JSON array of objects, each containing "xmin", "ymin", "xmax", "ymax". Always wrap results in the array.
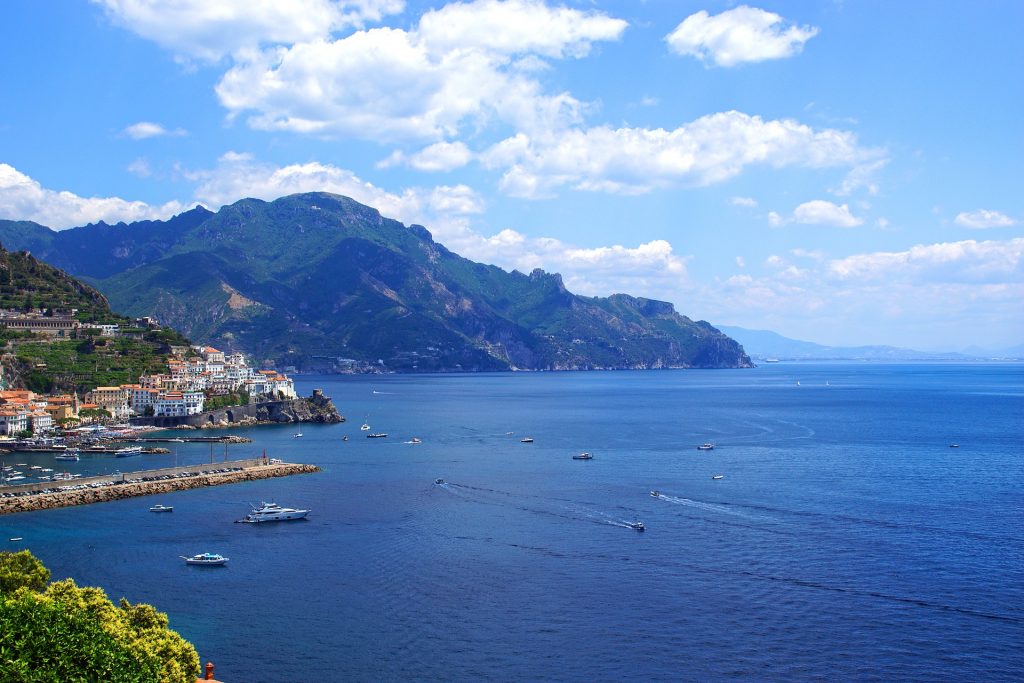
[{"xmin": 1, "ymin": 0, "xmax": 1021, "ymax": 350}]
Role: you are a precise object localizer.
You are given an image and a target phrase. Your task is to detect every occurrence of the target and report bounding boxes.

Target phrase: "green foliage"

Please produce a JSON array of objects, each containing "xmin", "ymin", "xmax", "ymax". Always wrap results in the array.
[
  {"xmin": 0, "ymin": 553, "xmax": 200, "ymax": 683},
  {"xmin": 0, "ymin": 550, "xmax": 50, "ymax": 594},
  {"xmin": 203, "ymin": 390, "xmax": 250, "ymax": 410}
]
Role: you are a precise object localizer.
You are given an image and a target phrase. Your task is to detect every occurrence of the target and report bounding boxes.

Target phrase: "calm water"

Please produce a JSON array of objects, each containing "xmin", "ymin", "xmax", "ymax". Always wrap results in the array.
[{"xmin": 3, "ymin": 364, "xmax": 1022, "ymax": 682}]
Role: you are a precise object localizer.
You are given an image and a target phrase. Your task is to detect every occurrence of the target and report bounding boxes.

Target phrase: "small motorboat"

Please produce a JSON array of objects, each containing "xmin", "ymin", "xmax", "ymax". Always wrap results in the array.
[
  {"xmin": 712, "ymin": 475, "xmax": 724, "ymax": 480},
  {"xmin": 520, "ymin": 437, "xmax": 534, "ymax": 443},
  {"xmin": 650, "ymin": 490, "xmax": 660, "ymax": 497},
  {"xmin": 150, "ymin": 504, "xmax": 174, "ymax": 513},
  {"xmin": 182, "ymin": 553, "xmax": 228, "ymax": 566},
  {"xmin": 342, "ymin": 435, "xmax": 349, "ymax": 442},
  {"xmin": 409, "ymin": 438, "xmax": 422, "ymax": 444},
  {"xmin": 367, "ymin": 433, "xmax": 388, "ymax": 439},
  {"xmin": 628, "ymin": 521, "xmax": 645, "ymax": 532},
  {"xmin": 572, "ymin": 452, "xmax": 593, "ymax": 460},
  {"xmin": 949, "ymin": 443, "xmax": 960, "ymax": 448},
  {"xmin": 9, "ymin": 537, "xmax": 23, "ymax": 542},
  {"xmin": 697, "ymin": 443, "xmax": 715, "ymax": 451},
  {"xmin": 293, "ymin": 432, "xmax": 303, "ymax": 438},
  {"xmin": 360, "ymin": 423, "xmax": 371, "ymax": 431},
  {"xmin": 434, "ymin": 478, "xmax": 445, "ymax": 485}
]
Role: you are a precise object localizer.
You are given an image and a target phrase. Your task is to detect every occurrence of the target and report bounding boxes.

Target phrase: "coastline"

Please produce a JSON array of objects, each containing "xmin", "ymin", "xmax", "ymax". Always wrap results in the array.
[{"xmin": 0, "ymin": 460, "xmax": 319, "ymax": 515}]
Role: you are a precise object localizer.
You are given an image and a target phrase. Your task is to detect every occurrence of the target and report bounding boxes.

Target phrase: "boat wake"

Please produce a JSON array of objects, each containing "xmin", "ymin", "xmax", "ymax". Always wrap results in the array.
[
  {"xmin": 653, "ymin": 493, "xmax": 762, "ymax": 521},
  {"xmin": 439, "ymin": 482, "xmax": 643, "ymax": 530}
]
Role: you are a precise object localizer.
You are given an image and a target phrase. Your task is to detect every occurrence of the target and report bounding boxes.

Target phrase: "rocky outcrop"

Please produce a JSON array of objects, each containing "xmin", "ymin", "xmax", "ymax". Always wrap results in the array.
[{"xmin": 131, "ymin": 390, "xmax": 344, "ymax": 429}]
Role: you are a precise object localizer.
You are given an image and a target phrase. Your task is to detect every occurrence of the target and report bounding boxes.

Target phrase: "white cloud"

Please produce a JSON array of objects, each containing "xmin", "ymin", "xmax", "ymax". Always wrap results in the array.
[
  {"xmin": 666, "ymin": 5, "xmax": 818, "ymax": 67},
  {"xmin": 954, "ymin": 209, "xmax": 1016, "ymax": 229},
  {"xmin": 767, "ymin": 211, "xmax": 783, "ymax": 227},
  {"xmin": 94, "ymin": 0, "xmax": 406, "ymax": 62},
  {"xmin": 828, "ymin": 238, "xmax": 1024, "ymax": 284},
  {"xmin": 831, "ymin": 158, "xmax": 887, "ymax": 196},
  {"xmin": 126, "ymin": 158, "xmax": 152, "ymax": 177},
  {"xmin": 416, "ymin": 0, "xmax": 627, "ymax": 58},
  {"xmin": 480, "ymin": 111, "xmax": 881, "ymax": 198},
  {"xmin": 735, "ymin": 256, "xmax": 746, "ymax": 268},
  {"xmin": 791, "ymin": 200, "xmax": 863, "ymax": 227},
  {"xmin": 214, "ymin": 1, "xmax": 625, "ymax": 142},
  {"xmin": 122, "ymin": 121, "xmax": 186, "ymax": 139},
  {"xmin": 0, "ymin": 163, "xmax": 186, "ymax": 229},
  {"xmin": 383, "ymin": 141, "xmax": 474, "ymax": 172},
  {"xmin": 731, "ymin": 196, "xmax": 757, "ymax": 208}
]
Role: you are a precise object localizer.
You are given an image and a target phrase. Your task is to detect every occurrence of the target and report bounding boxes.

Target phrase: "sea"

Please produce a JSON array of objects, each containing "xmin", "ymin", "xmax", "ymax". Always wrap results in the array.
[{"xmin": 2, "ymin": 363, "xmax": 1022, "ymax": 682}]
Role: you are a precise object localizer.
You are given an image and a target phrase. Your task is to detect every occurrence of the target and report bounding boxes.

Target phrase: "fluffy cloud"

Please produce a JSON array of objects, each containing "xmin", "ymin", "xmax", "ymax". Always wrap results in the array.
[
  {"xmin": 214, "ymin": 1, "xmax": 625, "ymax": 141},
  {"xmin": 954, "ymin": 209, "xmax": 1016, "ymax": 229},
  {"xmin": 481, "ymin": 112, "xmax": 880, "ymax": 198},
  {"xmin": 731, "ymin": 196, "xmax": 758, "ymax": 208},
  {"xmin": 93, "ymin": 0, "xmax": 406, "ymax": 61},
  {"xmin": 791, "ymin": 200, "xmax": 863, "ymax": 227},
  {"xmin": 379, "ymin": 141, "xmax": 474, "ymax": 172},
  {"xmin": 666, "ymin": 6, "xmax": 818, "ymax": 67},
  {"xmin": 0, "ymin": 163, "xmax": 185, "ymax": 229},
  {"xmin": 122, "ymin": 121, "xmax": 186, "ymax": 139},
  {"xmin": 828, "ymin": 238, "xmax": 1024, "ymax": 284}
]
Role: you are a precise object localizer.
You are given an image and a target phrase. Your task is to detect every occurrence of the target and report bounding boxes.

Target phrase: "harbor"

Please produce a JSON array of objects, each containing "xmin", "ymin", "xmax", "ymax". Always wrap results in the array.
[{"xmin": 0, "ymin": 458, "xmax": 319, "ymax": 515}]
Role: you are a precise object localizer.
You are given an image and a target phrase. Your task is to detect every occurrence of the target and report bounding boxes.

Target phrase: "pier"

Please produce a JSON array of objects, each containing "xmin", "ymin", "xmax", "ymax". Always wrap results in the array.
[{"xmin": 0, "ymin": 459, "xmax": 319, "ymax": 515}]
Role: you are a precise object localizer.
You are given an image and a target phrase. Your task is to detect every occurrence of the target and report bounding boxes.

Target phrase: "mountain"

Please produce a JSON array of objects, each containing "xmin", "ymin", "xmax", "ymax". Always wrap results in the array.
[
  {"xmin": 716, "ymin": 325, "xmax": 977, "ymax": 361},
  {"xmin": 0, "ymin": 193, "xmax": 751, "ymax": 372},
  {"xmin": 0, "ymin": 244, "xmax": 190, "ymax": 393}
]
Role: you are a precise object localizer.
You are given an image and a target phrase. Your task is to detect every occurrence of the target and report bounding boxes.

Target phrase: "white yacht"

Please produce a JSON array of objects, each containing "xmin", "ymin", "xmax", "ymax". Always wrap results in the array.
[
  {"xmin": 238, "ymin": 501, "xmax": 309, "ymax": 523},
  {"xmin": 182, "ymin": 553, "xmax": 228, "ymax": 566},
  {"xmin": 115, "ymin": 446, "xmax": 143, "ymax": 457},
  {"xmin": 150, "ymin": 504, "xmax": 174, "ymax": 513},
  {"xmin": 697, "ymin": 443, "xmax": 715, "ymax": 451},
  {"xmin": 572, "ymin": 452, "xmax": 593, "ymax": 460},
  {"xmin": 360, "ymin": 422, "xmax": 371, "ymax": 431},
  {"xmin": 54, "ymin": 451, "xmax": 80, "ymax": 461},
  {"xmin": 293, "ymin": 432, "xmax": 303, "ymax": 438}
]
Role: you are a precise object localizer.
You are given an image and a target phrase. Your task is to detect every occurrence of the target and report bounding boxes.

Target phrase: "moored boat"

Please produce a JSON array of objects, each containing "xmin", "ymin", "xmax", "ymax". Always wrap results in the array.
[
  {"xmin": 572, "ymin": 452, "xmax": 593, "ymax": 460},
  {"xmin": 697, "ymin": 443, "xmax": 715, "ymax": 451},
  {"xmin": 115, "ymin": 446, "xmax": 143, "ymax": 457},
  {"xmin": 150, "ymin": 504, "xmax": 173, "ymax": 513},
  {"xmin": 54, "ymin": 451, "xmax": 80, "ymax": 461},
  {"xmin": 367, "ymin": 433, "xmax": 388, "ymax": 438},
  {"xmin": 520, "ymin": 437, "xmax": 534, "ymax": 443}
]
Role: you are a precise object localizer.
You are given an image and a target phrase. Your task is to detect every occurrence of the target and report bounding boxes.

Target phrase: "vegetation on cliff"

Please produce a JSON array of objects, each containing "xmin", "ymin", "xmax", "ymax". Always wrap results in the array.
[
  {"xmin": 0, "ymin": 244, "xmax": 191, "ymax": 394},
  {"xmin": 0, "ymin": 193, "xmax": 752, "ymax": 372},
  {"xmin": 0, "ymin": 550, "xmax": 200, "ymax": 682}
]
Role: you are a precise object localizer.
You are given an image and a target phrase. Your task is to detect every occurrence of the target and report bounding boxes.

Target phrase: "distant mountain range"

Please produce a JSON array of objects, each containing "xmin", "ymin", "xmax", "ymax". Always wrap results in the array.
[
  {"xmin": 716, "ymin": 326, "xmax": 1020, "ymax": 361},
  {"xmin": 0, "ymin": 192, "xmax": 752, "ymax": 372}
]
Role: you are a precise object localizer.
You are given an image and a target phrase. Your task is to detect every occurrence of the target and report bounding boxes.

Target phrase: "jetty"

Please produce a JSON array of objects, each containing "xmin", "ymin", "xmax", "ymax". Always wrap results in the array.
[{"xmin": 0, "ymin": 459, "xmax": 319, "ymax": 515}]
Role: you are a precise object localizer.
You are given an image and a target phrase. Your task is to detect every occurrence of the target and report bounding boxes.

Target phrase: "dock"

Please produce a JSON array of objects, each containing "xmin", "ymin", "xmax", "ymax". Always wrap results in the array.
[{"xmin": 0, "ymin": 459, "xmax": 319, "ymax": 515}]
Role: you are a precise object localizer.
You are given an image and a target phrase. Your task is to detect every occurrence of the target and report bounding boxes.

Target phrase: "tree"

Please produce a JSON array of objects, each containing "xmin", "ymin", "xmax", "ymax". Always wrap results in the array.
[
  {"xmin": 0, "ymin": 552, "xmax": 200, "ymax": 682},
  {"xmin": 0, "ymin": 550, "xmax": 50, "ymax": 593}
]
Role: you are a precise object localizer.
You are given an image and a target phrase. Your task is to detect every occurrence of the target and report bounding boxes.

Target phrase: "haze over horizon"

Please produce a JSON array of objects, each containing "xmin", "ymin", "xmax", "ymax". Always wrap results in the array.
[{"xmin": 1, "ymin": 1, "xmax": 1021, "ymax": 351}]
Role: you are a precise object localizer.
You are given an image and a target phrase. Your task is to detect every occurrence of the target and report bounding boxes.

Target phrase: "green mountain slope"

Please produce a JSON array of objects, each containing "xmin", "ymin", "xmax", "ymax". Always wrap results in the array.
[
  {"xmin": 0, "ymin": 193, "xmax": 752, "ymax": 371},
  {"xmin": 0, "ymin": 244, "xmax": 189, "ymax": 393}
]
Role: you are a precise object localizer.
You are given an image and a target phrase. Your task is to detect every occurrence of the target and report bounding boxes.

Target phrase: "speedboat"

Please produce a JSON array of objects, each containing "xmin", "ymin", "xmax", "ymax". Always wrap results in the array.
[
  {"xmin": 520, "ymin": 437, "xmax": 534, "ymax": 443},
  {"xmin": 697, "ymin": 443, "xmax": 715, "ymax": 451},
  {"xmin": 712, "ymin": 474, "xmax": 724, "ymax": 480},
  {"xmin": 434, "ymin": 478, "xmax": 445, "ymax": 485},
  {"xmin": 628, "ymin": 521, "xmax": 645, "ymax": 532},
  {"xmin": 293, "ymin": 432, "xmax": 303, "ymax": 438},
  {"xmin": 367, "ymin": 433, "xmax": 388, "ymax": 438},
  {"xmin": 150, "ymin": 504, "xmax": 173, "ymax": 513},
  {"xmin": 949, "ymin": 443, "xmax": 960, "ymax": 448},
  {"xmin": 360, "ymin": 423, "xmax": 371, "ymax": 431},
  {"xmin": 55, "ymin": 451, "xmax": 80, "ymax": 461},
  {"xmin": 182, "ymin": 553, "xmax": 228, "ymax": 566},
  {"xmin": 238, "ymin": 501, "xmax": 309, "ymax": 523},
  {"xmin": 572, "ymin": 452, "xmax": 593, "ymax": 460},
  {"xmin": 409, "ymin": 438, "xmax": 422, "ymax": 444},
  {"xmin": 650, "ymin": 490, "xmax": 660, "ymax": 497},
  {"xmin": 342, "ymin": 435, "xmax": 349, "ymax": 441}
]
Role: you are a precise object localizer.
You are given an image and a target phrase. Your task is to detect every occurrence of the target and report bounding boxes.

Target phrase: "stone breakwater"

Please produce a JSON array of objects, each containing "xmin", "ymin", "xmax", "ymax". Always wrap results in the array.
[{"xmin": 0, "ymin": 462, "xmax": 320, "ymax": 515}]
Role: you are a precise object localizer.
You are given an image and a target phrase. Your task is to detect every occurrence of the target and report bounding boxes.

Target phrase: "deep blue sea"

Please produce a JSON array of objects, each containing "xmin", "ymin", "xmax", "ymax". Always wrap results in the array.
[{"xmin": 3, "ymin": 363, "xmax": 1022, "ymax": 682}]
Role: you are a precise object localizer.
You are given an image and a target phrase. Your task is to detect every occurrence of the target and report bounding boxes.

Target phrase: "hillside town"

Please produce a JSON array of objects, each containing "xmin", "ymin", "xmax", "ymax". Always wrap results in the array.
[{"xmin": 0, "ymin": 340, "xmax": 295, "ymax": 436}]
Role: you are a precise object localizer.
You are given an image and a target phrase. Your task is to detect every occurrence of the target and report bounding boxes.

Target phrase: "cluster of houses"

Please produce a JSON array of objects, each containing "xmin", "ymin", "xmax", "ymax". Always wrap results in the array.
[
  {"xmin": 0, "ymin": 309, "xmax": 160, "ymax": 339},
  {"xmin": 0, "ymin": 346, "xmax": 296, "ymax": 435}
]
